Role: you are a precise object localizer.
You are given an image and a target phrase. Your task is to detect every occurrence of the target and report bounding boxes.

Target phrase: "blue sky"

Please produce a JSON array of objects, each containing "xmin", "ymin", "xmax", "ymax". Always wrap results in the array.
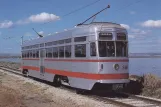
[{"xmin": 0, "ymin": 0, "xmax": 161, "ymax": 54}]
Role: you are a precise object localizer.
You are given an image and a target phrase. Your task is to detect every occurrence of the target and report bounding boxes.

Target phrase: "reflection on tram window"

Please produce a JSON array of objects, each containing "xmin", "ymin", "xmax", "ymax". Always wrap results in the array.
[
  {"xmin": 65, "ymin": 45, "xmax": 71, "ymax": 57},
  {"xmin": 46, "ymin": 48, "xmax": 52, "ymax": 58},
  {"xmin": 75, "ymin": 44, "xmax": 86, "ymax": 57},
  {"xmin": 116, "ymin": 41, "xmax": 128, "ymax": 57},
  {"xmin": 29, "ymin": 51, "xmax": 33, "ymax": 58},
  {"xmin": 74, "ymin": 36, "xmax": 86, "ymax": 42},
  {"xmin": 90, "ymin": 42, "xmax": 96, "ymax": 56},
  {"xmin": 33, "ymin": 50, "xmax": 36, "ymax": 58},
  {"xmin": 59, "ymin": 46, "xmax": 64, "ymax": 58},
  {"xmin": 36, "ymin": 50, "xmax": 39, "ymax": 58},
  {"xmin": 53, "ymin": 47, "xmax": 58, "ymax": 58},
  {"xmin": 99, "ymin": 41, "xmax": 115, "ymax": 57}
]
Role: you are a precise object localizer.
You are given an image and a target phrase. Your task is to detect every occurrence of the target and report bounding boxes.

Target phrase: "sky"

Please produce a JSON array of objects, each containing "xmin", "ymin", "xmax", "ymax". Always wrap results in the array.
[{"xmin": 0, "ymin": 0, "xmax": 161, "ymax": 54}]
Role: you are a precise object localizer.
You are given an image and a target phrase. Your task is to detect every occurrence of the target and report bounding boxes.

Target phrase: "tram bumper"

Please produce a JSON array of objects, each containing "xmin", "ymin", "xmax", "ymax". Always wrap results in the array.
[{"xmin": 92, "ymin": 78, "xmax": 129, "ymax": 91}]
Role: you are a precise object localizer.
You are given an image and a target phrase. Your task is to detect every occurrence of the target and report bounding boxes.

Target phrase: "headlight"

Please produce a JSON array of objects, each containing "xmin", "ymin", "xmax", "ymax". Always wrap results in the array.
[{"xmin": 113, "ymin": 64, "xmax": 119, "ymax": 70}]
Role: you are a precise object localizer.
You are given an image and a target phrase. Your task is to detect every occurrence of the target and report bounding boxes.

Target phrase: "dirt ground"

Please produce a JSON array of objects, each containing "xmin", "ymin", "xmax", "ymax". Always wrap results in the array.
[
  {"xmin": 0, "ymin": 70, "xmax": 115, "ymax": 107},
  {"xmin": 0, "ymin": 71, "xmax": 83, "ymax": 107},
  {"xmin": 0, "ymin": 71, "xmax": 64, "ymax": 107}
]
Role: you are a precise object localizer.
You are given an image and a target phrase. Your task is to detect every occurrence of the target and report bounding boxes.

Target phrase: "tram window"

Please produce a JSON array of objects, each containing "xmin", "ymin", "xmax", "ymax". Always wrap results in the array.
[
  {"xmin": 45, "ymin": 42, "xmax": 53, "ymax": 46},
  {"xmin": 99, "ymin": 41, "xmax": 115, "ymax": 57},
  {"xmin": 75, "ymin": 44, "xmax": 86, "ymax": 57},
  {"xmin": 22, "ymin": 52, "xmax": 24, "ymax": 58},
  {"xmin": 117, "ymin": 33, "xmax": 126, "ymax": 40},
  {"xmin": 90, "ymin": 42, "xmax": 96, "ymax": 56},
  {"xmin": 29, "ymin": 51, "xmax": 33, "ymax": 58},
  {"xmin": 24, "ymin": 52, "xmax": 26, "ymax": 58},
  {"xmin": 46, "ymin": 48, "xmax": 52, "ymax": 58},
  {"xmin": 116, "ymin": 41, "xmax": 128, "ymax": 57},
  {"xmin": 36, "ymin": 50, "xmax": 39, "ymax": 58},
  {"xmin": 33, "ymin": 50, "xmax": 36, "ymax": 58},
  {"xmin": 58, "ymin": 40, "xmax": 64, "ymax": 44},
  {"xmin": 59, "ymin": 46, "xmax": 64, "ymax": 58},
  {"xmin": 27, "ymin": 51, "xmax": 29, "ymax": 58},
  {"xmin": 53, "ymin": 41, "xmax": 58, "ymax": 45},
  {"xmin": 65, "ymin": 38, "xmax": 71, "ymax": 43},
  {"xmin": 40, "ymin": 43, "xmax": 44, "ymax": 47},
  {"xmin": 65, "ymin": 45, "xmax": 71, "ymax": 57},
  {"xmin": 53, "ymin": 47, "xmax": 58, "ymax": 58},
  {"xmin": 74, "ymin": 36, "xmax": 86, "ymax": 42},
  {"xmin": 99, "ymin": 33, "xmax": 113, "ymax": 40}
]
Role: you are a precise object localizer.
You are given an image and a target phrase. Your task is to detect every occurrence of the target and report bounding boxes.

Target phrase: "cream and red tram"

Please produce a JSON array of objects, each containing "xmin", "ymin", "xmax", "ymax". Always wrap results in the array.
[{"xmin": 21, "ymin": 22, "xmax": 129, "ymax": 93}]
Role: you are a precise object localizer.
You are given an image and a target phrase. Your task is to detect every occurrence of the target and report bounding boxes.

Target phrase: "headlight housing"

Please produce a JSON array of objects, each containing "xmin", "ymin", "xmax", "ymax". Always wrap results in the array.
[{"xmin": 114, "ymin": 64, "xmax": 119, "ymax": 70}]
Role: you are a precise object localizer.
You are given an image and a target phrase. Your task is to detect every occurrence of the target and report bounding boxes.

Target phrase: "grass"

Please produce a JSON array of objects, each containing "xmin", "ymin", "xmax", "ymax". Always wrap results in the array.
[
  {"xmin": 141, "ymin": 74, "xmax": 161, "ymax": 98},
  {"xmin": 127, "ymin": 74, "xmax": 161, "ymax": 99}
]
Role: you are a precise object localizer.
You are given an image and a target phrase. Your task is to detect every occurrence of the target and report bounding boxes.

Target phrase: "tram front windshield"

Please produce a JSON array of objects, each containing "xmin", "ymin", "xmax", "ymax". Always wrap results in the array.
[{"xmin": 99, "ymin": 41, "xmax": 128, "ymax": 57}]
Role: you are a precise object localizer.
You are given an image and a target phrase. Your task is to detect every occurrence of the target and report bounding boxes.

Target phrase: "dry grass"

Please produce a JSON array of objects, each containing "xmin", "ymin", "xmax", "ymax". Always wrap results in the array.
[
  {"xmin": 0, "ymin": 85, "xmax": 25, "ymax": 107},
  {"xmin": 142, "ymin": 74, "xmax": 161, "ymax": 98}
]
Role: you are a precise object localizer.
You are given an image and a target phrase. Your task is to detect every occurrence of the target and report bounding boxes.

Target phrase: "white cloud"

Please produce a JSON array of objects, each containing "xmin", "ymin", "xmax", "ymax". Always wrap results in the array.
[
  {"xmin": 128, "ymin": 28, "xmax": 150, "ymax": 39},
  {"xmin": 0, "ymin": 20, "xmax": 13, "ymax": 28},
  {"xmin": 29, "ymin": 12, "xmax": 60, "ymax": 23},
  {"xmin": 120, "ymin": 24, "xmax": 130, "ymax": 29},
  {"xmin": 130, "ymin": 11, "xmax": 136, "ymax": 15},
  {"xmin": 16, "ymin": 20, "xmax": 29, "ymax": 25},
  {"xmin": 141, "ymin": 20, "xmax": 161, "ymax": 28},
  {"xmin": 16, "ymin": 12, "xmax": 60, "ymax": 25},
  {"xmin": 128, "ymin": 34, "xmax": 135, "ymax": 38},
  {"xmin": 131, "ymin": 28, "xmax": 148, "ymax": 35}
]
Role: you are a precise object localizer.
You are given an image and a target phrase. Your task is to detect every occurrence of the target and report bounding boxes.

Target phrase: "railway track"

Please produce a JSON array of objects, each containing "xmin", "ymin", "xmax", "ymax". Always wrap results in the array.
[{"xmin": 0, "ymin": 66, "xmax": 161, "ymax": 107}]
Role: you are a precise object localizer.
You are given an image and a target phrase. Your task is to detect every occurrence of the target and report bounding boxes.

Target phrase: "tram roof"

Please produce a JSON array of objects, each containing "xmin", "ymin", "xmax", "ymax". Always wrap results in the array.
[{"xmin": 22, "ymin": 22, "xmax": 125, "ymax": 47}]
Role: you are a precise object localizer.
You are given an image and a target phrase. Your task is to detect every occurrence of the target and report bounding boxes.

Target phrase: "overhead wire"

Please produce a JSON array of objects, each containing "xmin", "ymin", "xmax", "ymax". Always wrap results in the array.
[{"xmin": 43, "ymin": 0, "xmax": 101, "ymax": 25}]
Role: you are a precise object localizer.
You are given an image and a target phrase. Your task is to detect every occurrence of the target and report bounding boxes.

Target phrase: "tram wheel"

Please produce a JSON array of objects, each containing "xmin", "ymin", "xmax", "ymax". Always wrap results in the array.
[
  {"xmin": 22, "ymin": 69, "xmax": 29, "ymax": 77},
  {"xmin": 53, "ymin": 76, "xmax": 61, "ymax": 87}
]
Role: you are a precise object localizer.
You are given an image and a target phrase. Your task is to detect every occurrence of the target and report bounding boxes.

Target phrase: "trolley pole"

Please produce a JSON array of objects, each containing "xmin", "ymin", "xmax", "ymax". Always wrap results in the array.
[{"xmin": 21, "ymin": 36, "xmax": 24, "ymax": 45}]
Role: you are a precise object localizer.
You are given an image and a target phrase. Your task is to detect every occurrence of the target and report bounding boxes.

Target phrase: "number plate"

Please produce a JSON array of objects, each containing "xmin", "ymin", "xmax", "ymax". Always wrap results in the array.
[{"xmin": 112, "ymin": 84, "xmax": 123, "ymax": 90}]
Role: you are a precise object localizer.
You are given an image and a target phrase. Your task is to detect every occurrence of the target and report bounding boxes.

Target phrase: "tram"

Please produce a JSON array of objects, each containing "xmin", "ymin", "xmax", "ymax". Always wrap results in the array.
[{"xmin": 21, "ymin": 22, "xmax": 129, "ymax": 93}]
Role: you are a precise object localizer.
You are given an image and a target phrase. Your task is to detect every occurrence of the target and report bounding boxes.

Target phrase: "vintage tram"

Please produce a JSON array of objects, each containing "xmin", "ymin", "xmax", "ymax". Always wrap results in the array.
[{"xmin": 21, "ymin": 22, "xmax": 129, "ymax": 93}]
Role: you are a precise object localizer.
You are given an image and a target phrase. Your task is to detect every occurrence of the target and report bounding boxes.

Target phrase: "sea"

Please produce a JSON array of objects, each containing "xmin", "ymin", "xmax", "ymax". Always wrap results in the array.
[{"xmin": 0, "ymin": 58, "xmax": 160, "ymax": 76}]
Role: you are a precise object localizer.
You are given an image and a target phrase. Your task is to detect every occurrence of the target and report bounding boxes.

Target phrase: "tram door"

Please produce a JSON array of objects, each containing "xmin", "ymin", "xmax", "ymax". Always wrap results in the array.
[{"xmin": 40, "ymin": 49, "xmax": 45, "ymax": 79}]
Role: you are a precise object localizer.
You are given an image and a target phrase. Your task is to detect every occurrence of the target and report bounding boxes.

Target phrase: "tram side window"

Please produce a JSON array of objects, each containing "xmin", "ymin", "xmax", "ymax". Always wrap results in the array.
[
  {"xmin": 46, "ymin": 48, "xmax": 52, "ymax": 58},
  {"xmin": 59, "ymin": 46, "xmax": 64, "ymax": 58},
  {"xmin": 33, "ymin": 50, "xmax": 36, "ymax": 58},
  {"xmin": 99, "ymin": 41, "xmax": 115, "ymax": 57},
  {"xmin": 24, "ymin": 52, "xmax": 26, "ymax": 58},
  {"xmin": 74, "ymin": 36, "xmax": 86, "ymax": 42},
  {"xmin": 90, "ymin": 42, "xmax": 96, "ymax": 56},
  {"xmin": 27, "ymin": 51, "xmax": 29, "ymax": 58},
  {"xmin": 29, "ymin": 51, "xmax": 33, "ymax": 58},
  {"xmin": 40, "ymin": 43, "xmax": 44, "ymax": 47},
  {"xmin": 53, "ymin": 47, "xmax": 58, "ymax": 58},
  {"xmin": 58, "ymin": 40, "xmax": 64, "ymax": 44},
  {"xmin": 65, "ymin": 45, "xmax": 71, "ymax": 57},
  {"xmin": 22, "ymin": 52, "xmax": 24, "ymax": 58},
  {"xmin": 75, "ymin": 44, "xmax": 86, "ymax": 57},
  {"xmin": 65, "ymin": 38, "xmax": 71, "ymax": 43},
  {"xmin": 116, "ymin": 41, "xmax": 128, "ymax": 57},
  {"xmin": 36, "ymin": 50, "xmax": 39, "ymax": 58},
  {"xmin": 53, "ymin": 41, "xmax": 58, "ymax": 45}
]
